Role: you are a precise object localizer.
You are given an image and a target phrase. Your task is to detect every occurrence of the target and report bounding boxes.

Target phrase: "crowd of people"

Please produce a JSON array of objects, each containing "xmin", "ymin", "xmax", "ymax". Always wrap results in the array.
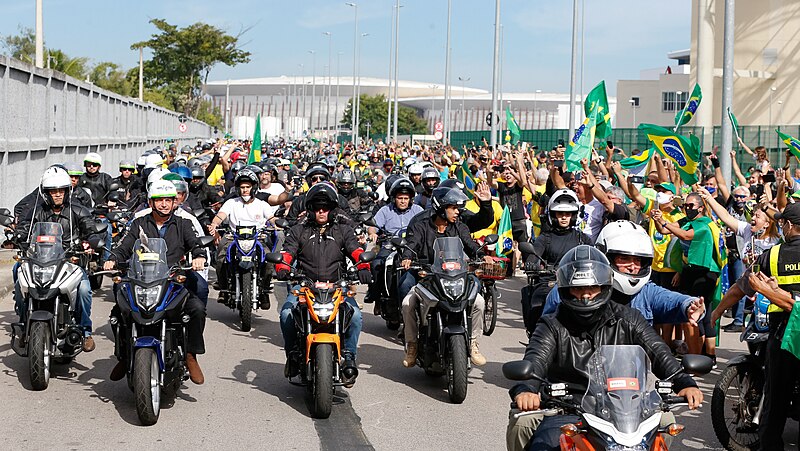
[{"xmin": 5, "ymin": 133, "xmax": 800, "ymax": 449}]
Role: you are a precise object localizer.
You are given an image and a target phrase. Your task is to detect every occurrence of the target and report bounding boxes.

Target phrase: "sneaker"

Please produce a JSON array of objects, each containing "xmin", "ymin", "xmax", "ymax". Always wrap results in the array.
[
  {"xmin": 722, "ymin": 322, "xmax": 743, "ymax": 333},
  {"xmin": 470, "ymin": 340, "xmax": 487, "ymax": 366},
  {"xmin": 402, "ymin": 342, "xmax": 418, "ymax": 368},
  {"xmin": 83, "ymin": 336, "xmax": 96, "ymax": 352}
]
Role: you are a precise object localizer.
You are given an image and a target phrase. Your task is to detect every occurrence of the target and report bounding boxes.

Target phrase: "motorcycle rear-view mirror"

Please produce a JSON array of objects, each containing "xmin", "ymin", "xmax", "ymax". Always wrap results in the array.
[
  {"xmin": 91, "ymin": 222, "xmax": 109, "ymax": 234},
  {"xmin": 274, "ymin": 218, "xmax": 290, "ymax": 229},
  {"xmin": 680, "ymin": 354, "xmax": 714, "ymax": 376},
  {"xmin": 484, "ymin": 234, "xmax": 499, "ymax": 245},
  {"xmin": 359, "ymin": 251, "xmax": 376, "ymax": 263},
  {"xmin": 198, "ymin": 236, "xmax": 215, "ymax": 248},
  {"xmin": 0, "ymin": 208, "xmax": 11, "ymax": 218},
  {"xmin": 518, "ymin": 242, "xmax": 535, "ymax": 255},
  {"xmin": 108, "ymin": 183, "xmax": 120, "ymax": 192},
  {"xmin": 390, "ymin": 237, "xmax": 406, "ymax": 248},
  {"xmin": 107, "ymin": 191, "xmax": 120, "ymax": 202},
  {"xmin": 502, "ymin": 360, "xmax": 542, "ymax": 382},
  {"xmin": 87, "ymin": 236, "xmax": 104, "ymax": 250},
  {"xmin": 265, "ymin": 252, "xmax": 283, "ymax": 264}
]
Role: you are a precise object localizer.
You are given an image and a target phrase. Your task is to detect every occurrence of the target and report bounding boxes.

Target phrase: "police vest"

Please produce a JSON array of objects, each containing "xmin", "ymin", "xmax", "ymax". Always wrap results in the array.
[{"xmin": 767, "ymin": 243, "xmax": 800, "ymax": 312}]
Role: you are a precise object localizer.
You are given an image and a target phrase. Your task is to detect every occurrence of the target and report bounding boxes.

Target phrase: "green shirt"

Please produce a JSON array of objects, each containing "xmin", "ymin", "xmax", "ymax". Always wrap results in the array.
[{"xmin": 681, "ymin": 216, "xmax": 721, "ymax": 273}]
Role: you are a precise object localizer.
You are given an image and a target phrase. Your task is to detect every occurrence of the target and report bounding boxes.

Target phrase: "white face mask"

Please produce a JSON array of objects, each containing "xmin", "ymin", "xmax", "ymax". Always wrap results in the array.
[
  {"xmin": 241, "ymin": 195, "xmax": 251, "ymax": 202},
  {"xmin": 656, "ymin": 192, "xmax": 673, "ymax": 205}
]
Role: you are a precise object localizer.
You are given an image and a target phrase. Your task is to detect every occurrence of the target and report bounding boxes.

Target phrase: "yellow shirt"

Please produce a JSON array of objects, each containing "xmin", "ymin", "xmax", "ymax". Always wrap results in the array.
[
  {"xmin": 466, "ymin": 199, "xmax": 504, "ymax": 239},
  {"xmin": 528, "ymin": 184, "xmax": 546, "ymax": 238},
  {"xmin": 207, "ymin": 163, "xmax": 225, "ymax": 187},
  {"xmin": 643, "ymin": 198, "xmax": 685, "ymax": 273}
]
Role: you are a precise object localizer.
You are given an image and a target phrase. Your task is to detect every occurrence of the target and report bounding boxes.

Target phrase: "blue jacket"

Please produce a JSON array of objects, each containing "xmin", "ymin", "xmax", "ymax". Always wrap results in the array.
[{"xmin": 543, "ymin": 281, "xmax": 697, "ymax": 325}]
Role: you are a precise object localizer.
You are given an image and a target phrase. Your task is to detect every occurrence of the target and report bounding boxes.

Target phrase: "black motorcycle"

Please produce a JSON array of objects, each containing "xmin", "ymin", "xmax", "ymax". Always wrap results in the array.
[{"xmin": 519, "ymin": 241, "xmax": 556, "ymax": 336}]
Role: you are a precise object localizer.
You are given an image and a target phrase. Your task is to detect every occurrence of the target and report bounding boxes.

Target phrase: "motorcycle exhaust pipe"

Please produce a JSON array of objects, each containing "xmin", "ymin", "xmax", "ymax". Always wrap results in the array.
[{"xmin": 65, "ymin": 327, "xmax": 84, "ymax": 348}]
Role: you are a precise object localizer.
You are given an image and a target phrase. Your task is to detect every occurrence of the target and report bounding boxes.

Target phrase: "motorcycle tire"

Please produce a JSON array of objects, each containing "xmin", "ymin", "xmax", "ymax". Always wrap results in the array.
[
  {"xmin": 482, "ymin": 284, "xmax": 498, "ymax": 336},
  {"xmin": 89, "ymin": 274, "xmax": 104, "ymax": 290},
  {"xmin": 133, "ymin": 347, "xmax": 161, "ymax": 426},
  {"xmin": 712, "ymin": 362, "xmax": 762, "ymax": 451},
  {"xmin": 240, "ymin": 272, "xmax": 253, "ymax": 332},
  {"xmin": 29, "ymin": 321, "xmax": 51, "ymax": 391},
  {"xmin": 447, "ymin": 335, "xmax": 468, "ymax": 404},
  {"xmin": 311, "ymin": 343, "xmax": 334, "ymax": 419}
]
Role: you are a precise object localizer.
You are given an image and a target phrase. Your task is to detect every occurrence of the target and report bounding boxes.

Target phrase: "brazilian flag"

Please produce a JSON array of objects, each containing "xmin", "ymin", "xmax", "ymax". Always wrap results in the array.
[
  {"xmin": 639, "ymin": 123, "xmax": 701, "ymax": 185},
  {"xmin": 584, "ymin": 81, "xmax": 612, "ymax": 139},
  {"xmin": 619, "ymin": 146, "xmax": 655, "ymax": 170},
  {"xmin": 674, "ymin": 83, "xmax": 702, "ymax": 128},
  {"xmin": 247, "ymin": 114, "xmax": 262, "ymax": 164},
  {"xmin": 454, "ymin": 159, "xmax": 477, "ymax": 200},
  {"xmin": 496, "ymin": 205, "xmax": 514, "ymax": 257},
  {"xmin": 777, "ymin": 130, "xmax": 800, "ymax": 161}
]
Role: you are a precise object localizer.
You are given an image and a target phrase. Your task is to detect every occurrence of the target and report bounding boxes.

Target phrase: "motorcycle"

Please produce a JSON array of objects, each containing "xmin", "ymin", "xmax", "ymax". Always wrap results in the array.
[
  {"xmin": 711, "ymin": 292, "xmax": 800, "ymax": 450},
  {"xmin": 7, "ymin": 219, "xmax": 106, "ymax": 390},
  {"xmin": 504, "ymin": 345, "xmax": 714, "ymax": 450},
  {"xmin": 106, "ymin": 235, "xmax": 213, "ymax": 425},
  {"xmin": 220, "ymin": 224, "xmax": 275, "ymax": 332},
  {"xmin": 85, "ymin": 182, "xmax": 120, "ymax": 290},
  {"xmin": 519, "ymin": 241, "xmax": 556, "ymax": 336},
  {"xmin": 265, "ymin": 250, "xmax": 375, "ymax": 419},
  {"xmin": 396, "ymin": 236, "xmax": 483, "ymax": 404}
]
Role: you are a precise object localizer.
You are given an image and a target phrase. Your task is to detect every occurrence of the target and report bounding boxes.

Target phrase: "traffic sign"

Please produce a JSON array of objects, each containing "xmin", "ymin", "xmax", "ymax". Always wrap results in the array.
[
  {"xmin": 434, "ymin": 121, "xmax": 444, "ymax": 132},
  {"xmin": 434, "ymin": 131, "xmax": 443, "ymax": 140},
  {"xmin": 179, "ymin": 123, "xmax": 188, "ymax": 133},
  {"xmin": 485, "ymin": 112, "xmax": 499, "ymax": 127},
  {"xmin": 178, "ymin": 114, "xmax": 188, "ymax": 123}
]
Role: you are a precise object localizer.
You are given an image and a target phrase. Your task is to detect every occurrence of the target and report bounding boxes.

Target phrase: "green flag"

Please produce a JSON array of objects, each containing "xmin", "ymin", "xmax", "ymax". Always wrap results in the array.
[
  {"xmin": 777, "ymin": 130, "xmax": 800, "ymax": 161},
  {"xmin": 505, "ymin": 104, "xmax": 521, "ymax": 145},
  {"xmin": 727, "ymin": 107, "xmax": 740, "ymax": 140},
  {"xmin": 674, "ymin": 83, "xmax": 702, "ymax": 129},
  {"xmin": 639, "ymin": 123, "xmax": 701, "ymax": 185},
  {"xmin": 454, "ymin": 159, "xmax": 477, "ymax": 200},
  {"xmin": 496, "ymin": 206, "xmax": 513, "ymax": 257},
  {"xmin": 619, "ymin": 146, "xmax": 655, "ymax": 170},
  {"xmin": 566, "ymin": 106, "xmax": 598, "ymax": 172},
  {"xmin": 584, "ymin": 81, "xmax": 612, "ymax": 139},
  {"xmin": 247, "ymin": 114, "xmax": 262, "ymax": 164}
]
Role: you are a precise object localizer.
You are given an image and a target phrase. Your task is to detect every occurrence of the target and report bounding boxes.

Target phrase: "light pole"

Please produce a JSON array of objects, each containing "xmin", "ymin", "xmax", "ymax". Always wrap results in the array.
[
  {"xmin": 346, "ymin": 2, "xmax": 359, "ymax": 143},
  {"xmin": 335, "ymin": 51, "xmax": 343, "ymax": 139},
  {"xmin": 309, "ymin": 50, "xmax": 316, "ymax": 133},
  {"xmin": 458, "ymin": 77, "xmax": 470, "ymax": 132},
  {"xmin": 676, "ymin": 90, "xmax": 683, "ymax": 113},
  {"xmin": 366, "ymin": 121, "xmax": 372, "ymax": 139},
  {"xmin": 35, "ymin": 0, "xmax": 44, "ymax": 68},
  {"xmin": 769, "ymin": 86, "xmax": 776, "ymax": 129},
  {"xmin": 225, "ymin": 79, "xmax": 231, "ymax": 135},
  {"xmin": 298, "ymin": 63, "xmax": 305, "ymax": 121},
  {"xmin": 443, "ymin": 0, "xmax": 452, "ymax": 145},
  {"xmin": 429, "ymin": 84, "xmax": 438, "ymax": 129},
  {"xmin": 629, "ymin": 99, "xmax": 636, "ymax": 129},
  {"xmin": 392, "ymin": 0, "xmax": 401, "ymax": 142},
  {"xmin": 323, "ymin": 31, "xmax": 332, "ymax": 136},
  {"xmin": 534, "ymin": 89, "xmax": 541, "ymax": 128},
  {"xmin": 568, "ymin": 0, "xmax": 579, "ymax": 142},
  {"xmin": 489, "ymin": 0, "xmax": 501, "ymax": 149},
  {"xmin": 386, "ymin": 3, "xmax": 396, "ymax": 144}
]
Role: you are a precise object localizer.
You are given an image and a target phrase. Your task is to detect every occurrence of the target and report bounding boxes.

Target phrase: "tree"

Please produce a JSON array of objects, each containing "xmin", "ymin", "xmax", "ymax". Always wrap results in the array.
[
  {"xmin": 2, "ymin": 26, "xmax": 36, "ymax": 64},
  {"xmin": 132, "ymin": 19, "xmax": 251, "ymax": 116},
  {"xmin": 1, "ymin": 27, "xmax": 88, "ymax": 79},
  {"xmin": 91, "ymin": 62, "xmax": 133, "ymax": 96},
  {"xmin": 341, "ymin": 94, "xmax": 427, "ymax": 137},
  {"xmin": 46, "ymin": 49, "xmax": 89, "ymax": 79}
]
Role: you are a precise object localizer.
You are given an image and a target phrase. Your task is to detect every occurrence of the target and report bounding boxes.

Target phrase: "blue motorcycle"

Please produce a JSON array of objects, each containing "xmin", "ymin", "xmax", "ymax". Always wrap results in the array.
[{"xmin": 221, "ymin": 224, "xmax": 275, "ymax": 332}]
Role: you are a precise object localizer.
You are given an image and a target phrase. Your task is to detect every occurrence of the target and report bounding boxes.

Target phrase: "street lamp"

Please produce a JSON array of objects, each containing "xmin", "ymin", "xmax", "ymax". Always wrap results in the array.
[
  {"xmin": 534, "ymin": 89, "xmax": 542, "ymax": 128},
  {"xmin": 309, "ymin": 50, "xmax": 316, "ymax": 133},
  {"xmin": 429, "ymin": 84, "xmax": 438, "ymax": 129},
  {"xmin": 392, "ymin": 0, "xmax": 401, "ymax": 142},
  {"xmin": 458, "ymin": 77, "xmax": 470, "ymax": 132},
  {"xmin": 629, "ymin": 98, "xmax": 637, "ymax": 129},
  {"xmin": 365, "ymin": 121, "xmax": 372, "ymax": 139},
  {"xmin": 335, "ymin": 51, "xmax": 343, "ymax": 139},
  {"xmin": 346, "ymin": 2, "xmax": 359, "ymax": 143},
  {"xmin": 769, "ymin": 86, "xmax": 777, "ymax": 129},
  {"xmin": 323, "ymin": 31, "xmax": 332, "ymax": 136},
  {"xmin": 676, "ymin": 90, "xmax": 683, "ymax": 113},
  {"xmin": 355, "ymin": 32, "xmax": 369, "ymax": 142}
]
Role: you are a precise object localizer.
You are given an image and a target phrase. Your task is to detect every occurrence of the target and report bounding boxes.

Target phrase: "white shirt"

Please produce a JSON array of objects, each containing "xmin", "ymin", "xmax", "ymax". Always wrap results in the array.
[
  {"xmin": 579, "ymin": 198, "xmax": 605, "ymax": 242},
  {"xmin": 737, "ymin": 220, "xmax": 779, "ymax": 260},
  {"xmin": 219, "ymin": 197, "xmax": 272, "ymax": 228},
  {"xmin": 258, "ymin": 183, "xmax": 285, "ymax": 218}
]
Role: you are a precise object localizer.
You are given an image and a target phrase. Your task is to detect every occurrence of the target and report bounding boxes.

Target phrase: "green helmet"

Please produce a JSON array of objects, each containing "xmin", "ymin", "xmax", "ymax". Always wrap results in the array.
[
  {"xmin": 149, "ymin": 180, "xmax": 178, "ymax": 199},
  {"xmin": 84, "ymin": 152, "xmax": 102, "ymax": 166},
  {"xmin": 64, "ymin": 162, "xmax": 84, "ymax": 176}
]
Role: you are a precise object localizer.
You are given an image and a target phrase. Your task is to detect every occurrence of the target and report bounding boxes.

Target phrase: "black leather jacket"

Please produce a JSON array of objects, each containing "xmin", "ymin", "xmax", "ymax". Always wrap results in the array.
[
  {"xmin": 17, "ymin": 199, "xmax": 101, "ymax": 249},
  {"xmin": 79, "ymin": 171, "xmax": 114, "ymax": 206},
  {"xmin": 401, "ymin": 215, "xmax": 483, "ymax": 263},
  {"xmin": 509, "ymin": 302, "xmax": 697, "ymax": 400},
  {"xmin": 279, "ymin": 216, "xmax": 365, "ymax": 282}
]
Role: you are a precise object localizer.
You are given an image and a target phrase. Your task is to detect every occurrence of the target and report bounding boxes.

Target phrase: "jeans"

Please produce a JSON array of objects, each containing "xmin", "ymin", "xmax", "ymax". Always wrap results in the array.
[
  {"xmin": 729, "ymin": 258, "xmax": 746, "ymax": 325},
  {"xmin": 397, "ymin": 269, "xmax": 418, "ymax": 306},
  {"xmin": 758, "ymin": 317, "xmax": 800, "ymax": 450},
  {"xmin": 14, "ymin": 262, "xmax": 93, "ymax": 336},
  {"xmin": 526, "ymin": 415, "xmax": 580, "ymax": 451},
  {"xmin": 99, "ymin": 217, "xmax": 112, "ymax": 261},
  {"xmin": 366, "ymin": 247, "xmax": 391, "ymax": 302},
  {"xmin": 184, "ymin": 270, "xmax": 209, "ymax": 306},
  {"xmin": 279, "ymin": 285, "xmax": 362, "ymax": 358}
]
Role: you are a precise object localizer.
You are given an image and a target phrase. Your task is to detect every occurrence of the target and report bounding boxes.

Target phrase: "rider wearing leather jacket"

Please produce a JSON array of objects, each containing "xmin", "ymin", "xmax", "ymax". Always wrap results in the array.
[
  {"xmin": 285, "ymin": 165, "xmax": 351, "ymax": 226},
  {"xmin": 276, "ymin": 182, "xmax": 371, "ymax": 386},
  {"xmin": 413, "ymin": 166, "xmax": 441, "ymax": 209},
  {"xmin": 510, "ymin": 246, "xmax": 703, "ymax": 451},
  {"xmin": 78, "ymin": 152, "xmax": 115, "ymax": 207},
  {"xmin": 336, "ymin": 169, "xmax": 372, "ymax": 215}
]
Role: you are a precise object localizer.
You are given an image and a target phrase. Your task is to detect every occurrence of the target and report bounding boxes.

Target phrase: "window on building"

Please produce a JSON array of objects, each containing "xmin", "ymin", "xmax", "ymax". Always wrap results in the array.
[{"xmin": 661, "ymin": 91, "xmax": 689, "ymax": 113}]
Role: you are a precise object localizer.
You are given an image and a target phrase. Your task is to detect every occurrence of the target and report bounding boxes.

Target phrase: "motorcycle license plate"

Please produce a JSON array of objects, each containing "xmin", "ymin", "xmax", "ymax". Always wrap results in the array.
[{"xmin": 241, "ymin": 256, "xmax": 252, "ymax": 262}]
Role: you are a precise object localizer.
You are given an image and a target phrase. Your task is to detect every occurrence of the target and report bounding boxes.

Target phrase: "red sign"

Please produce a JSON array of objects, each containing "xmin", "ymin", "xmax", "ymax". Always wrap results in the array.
[
  {"xmin": 434, "ymin": 121, "xmax": 444, "ymax": 132},
  {"xmin": 179, "ymin": 123, "xmax": 188, "ymax": 133}
]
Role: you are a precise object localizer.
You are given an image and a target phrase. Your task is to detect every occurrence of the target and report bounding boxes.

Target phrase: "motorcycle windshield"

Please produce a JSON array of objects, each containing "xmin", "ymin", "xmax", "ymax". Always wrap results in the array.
[
  {"xmin": 581, "ymin": 345, "xmax": 662, "ymax": 435},
  {"xmin": 431, "ymin": 237, "xmax": 467, "ymax": 278},
  {"xmin": 128, "ymin": 238, "xmax": 169, "ymax": 283},
  {"xmin": 29, "ymin": 222, "xmax": 65, "ymax": 264}
]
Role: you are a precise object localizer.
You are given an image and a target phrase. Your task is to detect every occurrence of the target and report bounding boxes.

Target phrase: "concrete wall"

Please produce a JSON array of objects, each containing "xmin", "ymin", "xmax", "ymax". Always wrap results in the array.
[{"xmin": 0, "ymin": 55, "xmax": 211, "ymax": 211}]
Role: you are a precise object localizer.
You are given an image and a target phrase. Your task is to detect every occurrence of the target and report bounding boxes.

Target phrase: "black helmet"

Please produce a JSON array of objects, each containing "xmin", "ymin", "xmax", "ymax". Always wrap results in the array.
[
  {"xmin": 190, "ymin": 166, "xmax": 204, "ymax": 179},
  {"xmin": 234, "ymin": 169, "xmax": 259, "ymax": 187},
  {"xmin": 244, "ymin": 164, "xmax": 263, "ymax": 175},
  {"xmin": 231, "ymin": 160, "xmax": 246, "ymax": 173},
  {"xmin": 430, "ymin": 186, "xmax": 468, "ymax": 220},
  {"xmin": 305, "ymin": 182, "xmax": 339, "ymax": 214},
  {"xmin": 305, "ymin": 165, "xmax": 331, "ymax": 184},
  {"xmin": 384, "ymin": 174, "xmax": 402, "ymax": 195},
  {"xmin": 556, "ymin": 245, "xmax": 614, "ymax": 315},
  {"xmin": 421, "ymin": 166, "xmax": 441, "ymax": 193},
  {"xmin": 439, "ymin": 178, "xmax": 466, "ymax": 191},
  {"xmin": 389, "ymin": 177, "xmax": 416, "ymax": 199},
  {"xmin": 336, "ymin": 169, "xmax": 357, "ymax": 195}
]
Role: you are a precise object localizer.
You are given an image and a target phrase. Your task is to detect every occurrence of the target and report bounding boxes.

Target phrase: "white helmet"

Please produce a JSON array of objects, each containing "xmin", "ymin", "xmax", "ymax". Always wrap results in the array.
[
  {"xmin": 144, "ymin": 153, "xmax": 164, "ymax": 169},
  {"xmin": 148, "ymin": 179, "xmax": 178, "ymax": 199},
  {"xmin": 147, "ymin": 168, "xmax": 171, "ymax": 191},
  {"xmin": 595, "ymin": 220, "xmax": 654, "ymax": 296},
  {"xmin": 41, "ymin": 166, "xmax": 71, "ymax": 191},
  {"xmin": 408, "ymin": 162, "xmax": 425, "ymax": 176},
  {"xmin": 84, "ymin": 152, "xmax": 102, "ymax": 166},
  {"xmin": 403, "ymin": 157, "xmax": 417, "ymax": 169},
  {"xmin": 547, "ymin": 188, "xmax": 580, "ymax": 228}
]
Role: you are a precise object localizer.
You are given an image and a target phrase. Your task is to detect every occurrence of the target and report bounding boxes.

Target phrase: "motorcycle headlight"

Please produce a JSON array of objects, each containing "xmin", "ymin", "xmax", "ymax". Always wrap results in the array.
[
  {"xmin": 607, "ymin": 445, "xmax": 646, "ymax": 451},
  {"xmin": 440, "ymin": 278, "xmax": 465, "ymax": 299},
  {"xmin": 135, "ymin": 286, "xmax": 161, "ymax": 311},
  {"xmin": 312, "ymin": 302, "xmax": 336, "ymax": 322},
  {"xmin": 239, "ymin": 239, "xmax": 255, "ymax": 254},
  {"xmin": 33, "ymin": 264, "xmax": 57, "ymax": 285}
]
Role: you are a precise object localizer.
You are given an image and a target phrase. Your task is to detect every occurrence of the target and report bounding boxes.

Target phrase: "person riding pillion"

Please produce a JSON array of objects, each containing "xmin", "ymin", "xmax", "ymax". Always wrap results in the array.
[{"xmin": 275, "ymin": 182, "xmax": 372, "ymax": 386}]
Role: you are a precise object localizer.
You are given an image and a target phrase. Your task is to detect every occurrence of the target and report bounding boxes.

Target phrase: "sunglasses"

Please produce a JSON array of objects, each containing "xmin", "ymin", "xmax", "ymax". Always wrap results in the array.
[
  {"xmin": 733, "ymin": 194, "xmax": 748, "ymax": 199},
  {"xmin": 85, "ymin": 162, "xmax": 100, "ymax": 168},
  {"xmin": 120, "ymin": 168, "xmax": 133, "ymax": 172},
  {"xmin": 310, "ymin": 176, "xmax": 327, "ymax": 183},
  {"xmin": 682, "ymin": 204, "xmax": 700, "ymax": 210}
]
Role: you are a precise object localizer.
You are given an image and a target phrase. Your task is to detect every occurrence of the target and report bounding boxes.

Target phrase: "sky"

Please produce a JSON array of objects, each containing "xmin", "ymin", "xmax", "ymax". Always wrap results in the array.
[{"xmin": 1, "ymin": 0, "xmax": 692, "ymax": 96}]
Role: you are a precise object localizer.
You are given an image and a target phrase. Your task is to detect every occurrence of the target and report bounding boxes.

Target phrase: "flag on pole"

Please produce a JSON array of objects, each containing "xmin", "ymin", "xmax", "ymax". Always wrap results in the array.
[
  {"xmin": 496, "ymin": 206, "xmax": 514, "ymax": 257},
  {"xmin": 247, "ymin": 114, "xmax": 262, "ymax": 164},
  {"xmin": 727, "ymin": 107, "xmax": 740, "ymax": 141},
  {"xmin": 505, "ymin": 104, "xmax": 521, "ymax": 145},
  {"xmin": 566, "ymin": 106, "xmax": 599, "ymax": 172},
  {"xmin": 639, "ymin": 123, "xmax": 701, "ymax": 185},
  {"xmin": 454, "ymin": 159, "xmax": 477, "ymax": 200},
  {"xmin": 619, "ymin": 146, "xmax": 655, "ymax": 170},
  {"xmin": 584, "ymin": 81, "xmax": 612, "ymax": 139},
  {"xmin": 674, "ymin": 83, "xmax": 702, "ymax": 129},
  {"xmin": 777, "ymin": 130, "xmax": 800, "ymax": 161}
]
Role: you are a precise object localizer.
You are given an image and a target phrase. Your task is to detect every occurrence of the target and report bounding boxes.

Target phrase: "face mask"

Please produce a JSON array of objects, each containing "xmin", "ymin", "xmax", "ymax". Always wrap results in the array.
[
  {"xmin": 706, "ymin": 186, "xmax": 716, "ymax": 194},
  {"xmin": 685, "ymin": 208, "xmax": 700, "ymax": 220},
  {"xmin": 241, "ymin": 195, "xmax": 251, "ymax": 202},
  {"xmin": 734, "ymin": 200, "xmax": 746, "ymax": 210},
  {"xmin": 656, "ymin": 192, "xmax": 673, "ymax": 205}
]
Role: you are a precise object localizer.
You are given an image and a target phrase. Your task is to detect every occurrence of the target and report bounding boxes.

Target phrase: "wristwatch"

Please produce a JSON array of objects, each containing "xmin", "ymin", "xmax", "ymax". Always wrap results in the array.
[{"xmin": 661, "ymin": 221, "xmax": 669, "ymax": 228}]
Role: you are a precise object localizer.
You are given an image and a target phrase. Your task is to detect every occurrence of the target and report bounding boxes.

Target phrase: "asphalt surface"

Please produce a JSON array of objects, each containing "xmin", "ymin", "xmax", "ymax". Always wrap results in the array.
[{"xmin": 0, "ymin": 266, "xmax": 798, "ymax": 450}]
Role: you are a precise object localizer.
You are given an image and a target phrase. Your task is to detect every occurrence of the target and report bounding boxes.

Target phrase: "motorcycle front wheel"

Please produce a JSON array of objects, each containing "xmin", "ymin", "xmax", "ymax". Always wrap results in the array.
[
  {"xmin": 310, "ymin": 343, "xmax": 334, "ymax": 419},
  {"xmin": 240, "ymin": 272, "xmax": 253, "ymax": 332},
  {"xmin": 447, "ymin": 334, "xmax": 468, "ymax": 404},
  {"xmin": 133, "ymin": 347, "xmax": 161, "ymax": 426},
  {"xmin": 29, "ymin": 321, "xmax": 51, "ymax": 391},
  {"xmin": 712, "ymin": 362, "xmax": 762, "ymax": 451}
]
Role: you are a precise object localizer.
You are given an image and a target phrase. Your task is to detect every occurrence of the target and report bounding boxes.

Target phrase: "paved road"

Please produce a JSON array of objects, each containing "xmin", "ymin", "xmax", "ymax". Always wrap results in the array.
[{"xmin": 0, "ymin": 267, "xmax": 797, "ymax": 450}]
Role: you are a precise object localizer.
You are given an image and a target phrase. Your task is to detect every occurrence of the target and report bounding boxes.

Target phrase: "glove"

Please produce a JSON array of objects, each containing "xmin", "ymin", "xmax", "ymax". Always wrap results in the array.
[
  {"xmin": 358, "ymin": 269, "xmax": 372, "ymax": 284},
  {"xmin": 276, "ymin": 269, "xmax": 290, "ymax": 281}
]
